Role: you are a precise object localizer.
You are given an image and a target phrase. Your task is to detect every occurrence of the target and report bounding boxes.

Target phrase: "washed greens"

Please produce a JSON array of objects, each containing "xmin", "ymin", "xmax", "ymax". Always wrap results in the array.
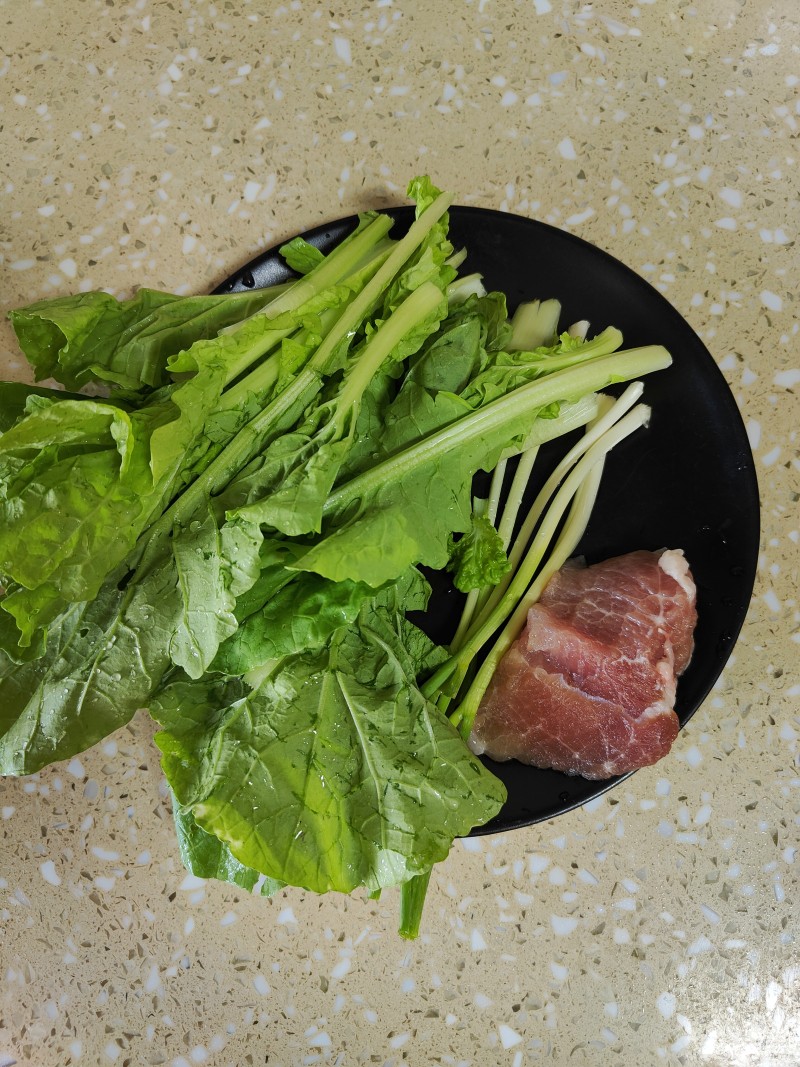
[{"xmin": 0, "ymin": 177, "xmax": 672, "ymax": 935}]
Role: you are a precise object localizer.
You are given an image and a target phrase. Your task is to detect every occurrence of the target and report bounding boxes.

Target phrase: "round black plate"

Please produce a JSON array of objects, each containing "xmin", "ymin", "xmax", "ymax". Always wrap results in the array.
[{"xmin": 217, "ymin": 206, "xmax": 760, "ymax": 835}]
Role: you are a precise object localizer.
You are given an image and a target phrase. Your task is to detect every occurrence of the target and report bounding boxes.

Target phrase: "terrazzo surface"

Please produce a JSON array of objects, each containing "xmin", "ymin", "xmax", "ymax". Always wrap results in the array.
[{"xmin": 1, "ymin": 1, "xmax": 798, "ymax": 1065}]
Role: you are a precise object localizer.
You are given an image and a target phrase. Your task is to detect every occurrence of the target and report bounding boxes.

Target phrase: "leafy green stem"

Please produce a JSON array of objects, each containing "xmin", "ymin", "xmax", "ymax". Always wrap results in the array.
[
  {"xmin": 135, "ymin": 367, "xmax": 323, "ymax": 573},
  {"xmin": 440, "ymin": 404, "xmax": 651, "ymax": 729},
  {"xmin": 217, "ymin": 349, "xmax": 282, "ymax": 412},
  {"xmin": 218, "ymin": 241, "xmax": 397, "ymax": 392},
  {"xmin": 330, "ymin": 281, "xmax": 446, "ymax": 436},
  {"xmin": 523, "ymin": 325, "xmax": 623, "ymax": 369},
  {"xmin": 450, "ymin": 458, "xmax": 606, "ymax": 736},
  {"xmin": 325, "ymin": 346, "xmax": 671, "ymax": 521},
  {"xmin": 227, "ymin": 214, "xmax": 395, "ymax": 331},
  {"xmin": 307, "ymin": 192, "xmax": 454, "ymax": 375},
  {"xmin": 474, "ymin": 382, "xmax": 644, "ymax": 630},
  {"xmin": 399, "ymin": 869, "xmax": 433, "ymax": 940},
  {"xmin": 496, "ymin": 445, "xmax": 540, "ymax": 552},
  {"xmin": 486, "ymin": 458, "xmax": 507, "ymax": 526},
  {"xmin": 508, "ymin": 298, "xmax": 561, "ymax": 350},
  {"xmin": 450, "ymin": 443, "xmax": 540, "ymax": 654}
]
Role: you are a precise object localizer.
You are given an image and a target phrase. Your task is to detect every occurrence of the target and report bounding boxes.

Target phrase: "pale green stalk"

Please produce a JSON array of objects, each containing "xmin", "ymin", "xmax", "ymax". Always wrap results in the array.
[
  {"xmin": 486, "ymin": 458, "xmax": 507, "ymax": 525},
  {"xmin": 307, "ymin": 192, "xmax": 454, "ymax": 375},
  {"xmin": 567, "ymin": 319, "xmax": 590, "ymax": 340},
  {"xmin": 324, "ymin": 347, "xmax": 671, "ymax": 521},
  {"xmin": 496, "ymin": 445, "xmax": 540, "ymax": 552},
  {"xmin": 399, "ymin": 869, "xmax": 433, "ymax": 940},
  {"xmin": 508, "ymin": 298, "xmax": 561, "ymax": 350},
  {"xmin": 224, "ymin": 214, "xmax": 395, "ymax": 331},
  {"xmin": 217, "ymin": 306, "xmax": 341, "ymax": 414},
  {"xmin": 496, "ymin": 394, "xmax": 599, "ymax": 462},
  {"xmin": 472, "ymin": 382, "xmax": 644, "ymax": 633},
  {"xmin": 450, "ymin": 459, "xmax": 605, "ymax": 735},
  {"xmin": 426, "ymin": 404, "xmax": 651, "ymax": 716},
  {"xmin": 445, "ymin": 248, "xmax": 468, "ymax": 270},
  {"xmin": 450, "ymin": 446, "xmax": 539, "ymax": 656},
  {"xmin": 447, "ymin": 272, "xmax": 485, "ymax": 305},
  {"xmin": 329, "ymin": 281, "xmax": 444, "ymax": 437},
  {"xmin": 219, "ymin": 240, "xmax": 395, "ymax": 388},
  {"xmin": 447, "ymin": 588, "xmax": 481, "ymax": 660}
]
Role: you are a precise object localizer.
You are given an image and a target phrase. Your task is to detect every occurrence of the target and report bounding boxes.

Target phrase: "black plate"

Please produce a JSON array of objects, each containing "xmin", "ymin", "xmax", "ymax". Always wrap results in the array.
[{"xmin": 217, "ymin": 206, "xmax": 760, "ymax": 835}]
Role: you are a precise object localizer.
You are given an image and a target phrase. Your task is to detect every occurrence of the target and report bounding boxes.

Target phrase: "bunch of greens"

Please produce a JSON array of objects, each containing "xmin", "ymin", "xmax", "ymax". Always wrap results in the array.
[{"xmin": 0, "ymin": 177, "xmax": 671, "ymax": 936}]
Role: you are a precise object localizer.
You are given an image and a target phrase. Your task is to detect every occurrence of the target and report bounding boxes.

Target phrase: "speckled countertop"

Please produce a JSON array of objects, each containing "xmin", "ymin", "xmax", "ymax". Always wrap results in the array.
[{"xmin": 1, "ymin": 2, "xmax": 798, "ymax": 1065}]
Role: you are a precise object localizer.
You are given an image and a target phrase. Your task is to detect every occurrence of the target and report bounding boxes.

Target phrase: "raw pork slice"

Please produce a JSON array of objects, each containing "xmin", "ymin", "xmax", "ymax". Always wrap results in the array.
[{"xmin": 469, "ymin": 550, "xmax": 698, "ymax": 779}]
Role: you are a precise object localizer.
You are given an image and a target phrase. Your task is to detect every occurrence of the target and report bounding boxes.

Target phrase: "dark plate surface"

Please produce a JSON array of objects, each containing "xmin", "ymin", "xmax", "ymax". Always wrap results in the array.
[{"xmin": 217, "ymin": 206, "xmax": 760, "ymax": 835}]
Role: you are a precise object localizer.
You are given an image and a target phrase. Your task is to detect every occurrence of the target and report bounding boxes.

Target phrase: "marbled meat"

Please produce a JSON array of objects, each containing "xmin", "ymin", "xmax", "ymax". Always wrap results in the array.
[{"xmin": 469, "ymin": 549, "xmax": 698, "ymax": 779}]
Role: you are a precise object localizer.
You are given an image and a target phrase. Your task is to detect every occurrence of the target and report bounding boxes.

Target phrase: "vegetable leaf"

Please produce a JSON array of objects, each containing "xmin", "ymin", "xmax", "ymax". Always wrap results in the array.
[
  {"xmin": 8, "ymin": 287, "xmax": 277, "ymax": 392},
  {"xmin": 152, "ymin": 597, "xmax": 505, "ymax": 895},
  {"xmin": 168, "ymin": 501, "xmax": 241, "ymax": 679},
  {"xmin": 0, "ymin": 398, "xmax": 164, "ymax": 607},
  {"xmin": 0, "ymin": 381, "xmax": 91, "ymax": 435},
  {"xmin": 448, "ymin": 511, "xmax": 511, "ymax": 592},
  {"xmin": 0, "ymin": 580, "xmax": 71, "ymax": 650},
  {"xmin": 171, "ymin": 792, "xmax": 284, "ymax": 896},
  {"xmin": 0, "ymin": 563, "xmax": 176, "ymax": 775},
  {"xmin": 212, "ymin": 570, "xmax": 377, "ymax": 674},
  {"xmin": 0, "ymin": 494, "xmax": 263, "ymax": 768},
  {"xmin": 279, "ymin": 237, "xmax": 325, "ymax": 275}
]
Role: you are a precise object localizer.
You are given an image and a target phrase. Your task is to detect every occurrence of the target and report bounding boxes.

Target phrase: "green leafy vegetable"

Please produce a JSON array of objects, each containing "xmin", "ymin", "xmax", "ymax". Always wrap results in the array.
[
  {"xmin": 228, "ymin": 281, "xmax": 447, "ymax": 537},
  {"xmin": 153, "ymin": 590, "xmax": 505, "ymax": 895},
  {"xmin": 279, "ymin": 236, "xmax": 325, "ymax": 275},
  {"xmin": 0, "ymin": 397, "xmax": 166, "ymax": 608},
  {"xmin": 0, "ymin": 381, "xmax": 91, "ymax": 435},
  {"xmin": 0, "ymin": 561, "xmax": 175, "ymax": 774},
  {"xmin": 212, "ymin": 571, "xmax": 377, "ymax": 674},
  {"xmin": 8, "ymin": 286, "xmax": 282, "ymax": 392},
  {"xmin": 0, "ymin": 175, "xmax": 674, "ymax": 938},
  {"xmin": 172, "ymin": 793, "xmax": 285, "ymax": 896},
  {"xmin": 448, "ymin": 507, "xmax": 511, "ymax": 592}
]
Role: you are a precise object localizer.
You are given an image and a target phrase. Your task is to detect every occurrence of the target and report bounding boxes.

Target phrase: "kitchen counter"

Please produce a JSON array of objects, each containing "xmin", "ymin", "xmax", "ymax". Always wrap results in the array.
[{"xmin": 1, "ymin": 2, "xmax": 798, "ymax": 1064}]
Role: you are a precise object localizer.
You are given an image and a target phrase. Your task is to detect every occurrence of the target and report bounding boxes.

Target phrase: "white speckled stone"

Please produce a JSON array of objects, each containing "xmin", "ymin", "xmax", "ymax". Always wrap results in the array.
[{"xmin": 1, "ymin": 2, "xmax": 799, "ymax": 1065}]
